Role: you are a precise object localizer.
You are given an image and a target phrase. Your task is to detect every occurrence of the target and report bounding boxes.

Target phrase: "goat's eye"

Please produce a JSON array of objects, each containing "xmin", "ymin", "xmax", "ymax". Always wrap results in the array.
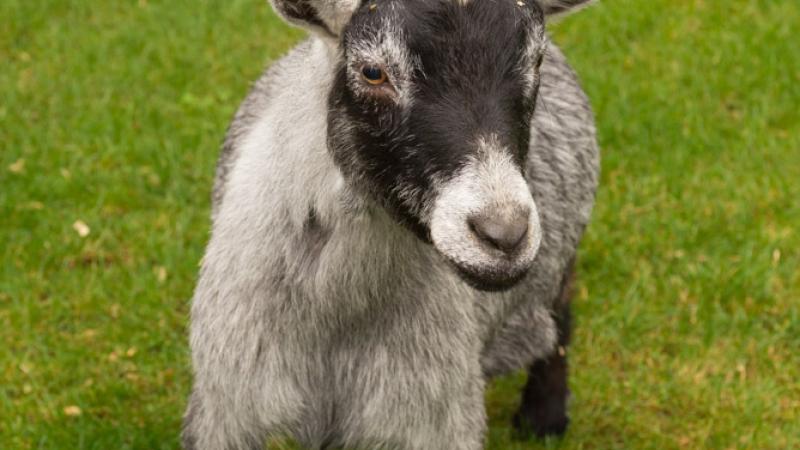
[{"xmin": 361, "ymin": 66, "xmax": 387, "ymax": 85}]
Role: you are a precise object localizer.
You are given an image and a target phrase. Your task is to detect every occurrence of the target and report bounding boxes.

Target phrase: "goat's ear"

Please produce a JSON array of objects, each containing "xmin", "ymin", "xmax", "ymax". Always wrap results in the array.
[
  {"xmin": 537, "ymin": 0, "xmax": 595, "ymax": 16},
  {"xmin": 269, "ymin": 0, "xmax": 360, "ymax": 38}
]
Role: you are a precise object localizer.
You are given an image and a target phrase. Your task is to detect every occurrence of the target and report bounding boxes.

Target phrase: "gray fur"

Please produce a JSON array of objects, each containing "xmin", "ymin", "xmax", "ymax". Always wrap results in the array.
[{"xmin": 186, "ymin": 2, "xmax": 599, "ymax": 449}]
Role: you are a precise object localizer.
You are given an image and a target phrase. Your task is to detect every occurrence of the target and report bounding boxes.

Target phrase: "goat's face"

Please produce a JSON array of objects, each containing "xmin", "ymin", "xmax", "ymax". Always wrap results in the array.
[{"xmin": 326, "ymin": 0, "xmax": 547, "ymax": 291}]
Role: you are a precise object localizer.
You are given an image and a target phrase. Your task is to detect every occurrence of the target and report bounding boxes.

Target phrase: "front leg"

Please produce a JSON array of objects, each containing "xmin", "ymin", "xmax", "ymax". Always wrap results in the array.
[
  {"xmin": 347, "ymin": 375, "xmax": 488, "ymax": 450},
  {"xmin": 336, "ymin": 342, "xmax": 488, "ymax": 450},
  {"xmin": 512, "ymin": 264, "xmax": 574, "ymax": 439},
  {"xmin": 182, "ymin": 388, "xmax": 267, "ymax": 450},
  {"xmin": 511, "ymin": 335, "xmax": 570, "ymax": 438}
]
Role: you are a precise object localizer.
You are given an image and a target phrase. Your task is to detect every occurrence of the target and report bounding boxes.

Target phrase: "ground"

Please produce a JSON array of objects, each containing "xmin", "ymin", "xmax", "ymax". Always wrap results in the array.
[{"xmin": 1, "ymin": 0, "xmax": 799, "ymax": 449}]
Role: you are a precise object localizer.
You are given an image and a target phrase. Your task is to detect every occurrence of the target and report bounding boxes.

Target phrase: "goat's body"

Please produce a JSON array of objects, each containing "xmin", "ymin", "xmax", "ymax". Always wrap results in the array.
[{"xmin": 185, "ymin": 37, "xmax": 598, "ymax": 450}]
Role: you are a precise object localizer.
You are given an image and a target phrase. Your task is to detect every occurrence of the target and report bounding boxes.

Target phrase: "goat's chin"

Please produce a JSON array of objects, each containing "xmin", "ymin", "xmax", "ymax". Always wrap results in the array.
[
  {"xmin": 431, "ymin": 241, "xmax": 538, "ymax": 292},
  {"xmin": 429, "ymin": 221, "xmax": 542, "ymax": 292},
  {"xmin": 449, "ymin": 261, "xmax": 530, "ymax": 292}
]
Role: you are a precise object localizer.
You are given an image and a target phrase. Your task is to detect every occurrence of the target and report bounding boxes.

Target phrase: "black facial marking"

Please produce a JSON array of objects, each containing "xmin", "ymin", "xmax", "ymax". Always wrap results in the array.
[{"xmin": 327, "ymin": 0, "xmax": 546, "ymax": 238}]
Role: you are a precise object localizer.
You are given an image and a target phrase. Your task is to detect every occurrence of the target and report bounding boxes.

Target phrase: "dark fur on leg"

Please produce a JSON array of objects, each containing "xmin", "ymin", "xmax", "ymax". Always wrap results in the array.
[{"xmin": 512, "ymin": 261, "xmax": 575, "ymax": 439}]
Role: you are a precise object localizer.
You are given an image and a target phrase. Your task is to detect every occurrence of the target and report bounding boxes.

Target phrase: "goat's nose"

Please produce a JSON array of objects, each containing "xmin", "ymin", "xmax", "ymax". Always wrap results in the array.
[{"xmin": 468, "ymin": 208, "xmax": 529, "ymax": 253}]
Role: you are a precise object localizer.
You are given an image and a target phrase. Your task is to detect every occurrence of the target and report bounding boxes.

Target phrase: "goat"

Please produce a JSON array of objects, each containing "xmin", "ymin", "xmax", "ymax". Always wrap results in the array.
[{"xmin": 183, "ymin": 0, "xmax": 599, "ymax": 448}]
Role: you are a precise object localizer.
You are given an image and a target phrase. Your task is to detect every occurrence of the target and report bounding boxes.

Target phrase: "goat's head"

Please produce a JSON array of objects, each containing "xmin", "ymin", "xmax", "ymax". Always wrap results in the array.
[{"xmin": 270, "ymin": 0, "xmax": 592, "ymax": 291}]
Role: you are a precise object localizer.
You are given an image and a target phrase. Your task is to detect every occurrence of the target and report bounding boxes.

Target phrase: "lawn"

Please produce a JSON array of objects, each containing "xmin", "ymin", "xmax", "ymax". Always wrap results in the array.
[{"xmin": 1, "ymin": 0, "xmax": 798, "ymax": 449}]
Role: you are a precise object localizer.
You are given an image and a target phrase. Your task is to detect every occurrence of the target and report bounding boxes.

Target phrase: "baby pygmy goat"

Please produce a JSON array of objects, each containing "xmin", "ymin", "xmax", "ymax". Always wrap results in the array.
[{"xmin": 183, "ymin": 0, "xmax": 599, "ymax": 448}]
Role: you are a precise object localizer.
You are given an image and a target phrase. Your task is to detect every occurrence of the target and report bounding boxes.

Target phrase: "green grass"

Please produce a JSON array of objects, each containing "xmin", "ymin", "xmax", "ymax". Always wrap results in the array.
[{"xmin": 1, "ymin": 0, "xmax": 798, "ymax": 448}]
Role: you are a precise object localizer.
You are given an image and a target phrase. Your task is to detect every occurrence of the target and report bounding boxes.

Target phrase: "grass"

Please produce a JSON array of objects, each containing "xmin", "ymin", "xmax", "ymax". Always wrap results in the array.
[{"xmin": 1, "ymin": 0, "xmax": 798, "ymax": 448}]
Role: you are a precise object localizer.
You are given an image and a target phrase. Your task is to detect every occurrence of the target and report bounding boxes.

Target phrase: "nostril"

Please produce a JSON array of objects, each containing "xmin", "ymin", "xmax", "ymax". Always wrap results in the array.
[{"xmin": 468, "ymin": 210, "xmax": 529, "ymax": 253}]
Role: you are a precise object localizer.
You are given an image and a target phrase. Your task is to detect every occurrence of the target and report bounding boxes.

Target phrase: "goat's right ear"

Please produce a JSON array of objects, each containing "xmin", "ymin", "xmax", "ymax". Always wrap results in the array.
[
  {"xmin": 269, "ymin": 0, "xmax": 360, "ymax": 39},
  {"xmin": 537, "ymin": 0, "xmax": 595, "ymax": 16}
]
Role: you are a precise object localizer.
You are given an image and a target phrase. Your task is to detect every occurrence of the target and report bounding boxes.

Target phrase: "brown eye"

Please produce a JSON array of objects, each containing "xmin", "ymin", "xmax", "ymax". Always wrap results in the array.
[{"xmin": 361, "ymin": 66, "xmax": 387, "ymax": 85}]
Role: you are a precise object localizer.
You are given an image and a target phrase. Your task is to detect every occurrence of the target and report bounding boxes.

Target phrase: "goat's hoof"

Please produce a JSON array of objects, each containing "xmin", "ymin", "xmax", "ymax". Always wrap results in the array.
[{"xmin": 511, "ymin": 401, "xmax": 569, "ymax": 440}]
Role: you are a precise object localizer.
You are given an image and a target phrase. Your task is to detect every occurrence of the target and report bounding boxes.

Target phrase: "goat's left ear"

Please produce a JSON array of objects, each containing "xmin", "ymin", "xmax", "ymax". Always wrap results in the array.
[
  {"xmin": 269, "ymin": 0, "xmax": 360, "ymax": 38},
  {"xmin": 537, "ymin": 0, "xmax": 595, "ymax": 16}
]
